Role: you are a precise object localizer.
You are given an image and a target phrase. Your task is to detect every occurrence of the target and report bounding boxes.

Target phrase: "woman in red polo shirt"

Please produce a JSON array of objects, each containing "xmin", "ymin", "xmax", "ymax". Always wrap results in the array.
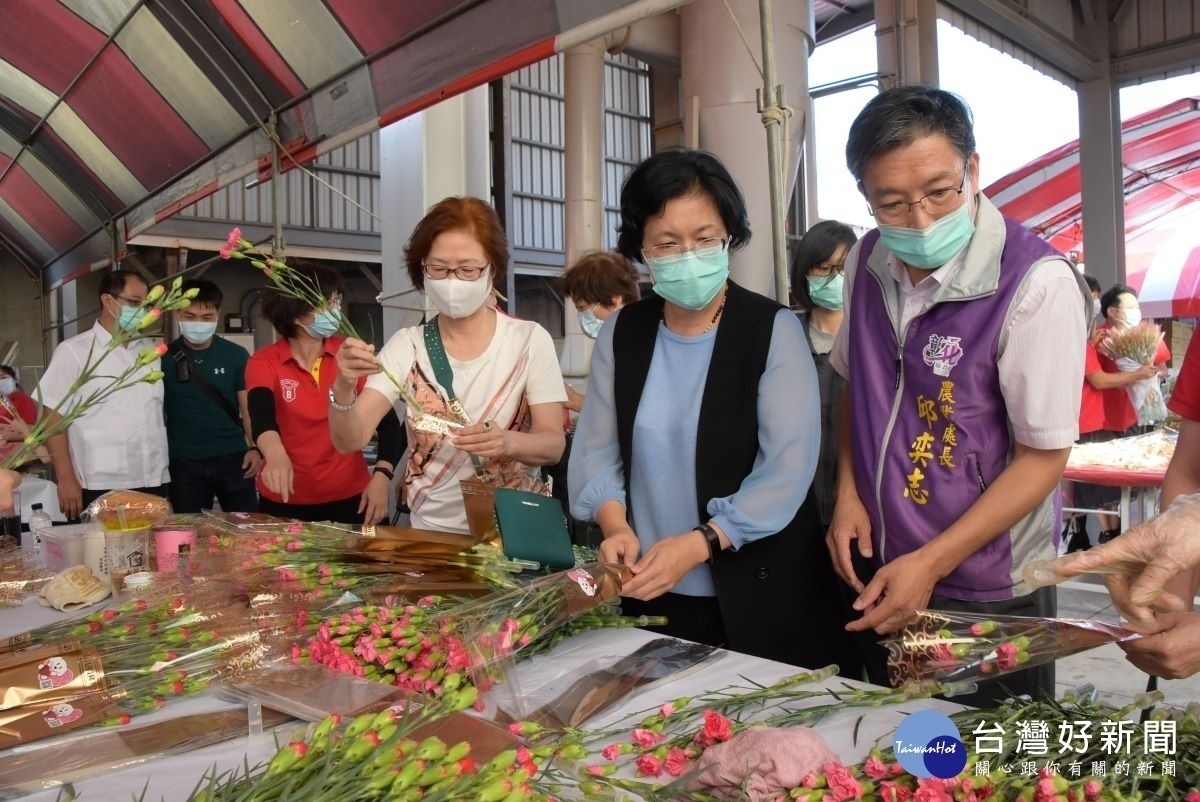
[
  {"xmin": 0, "ymin": 365, "xmax": 39, "ymax": 467},
  {"xmin": 246, "ymin": 263, "xmax": 403, "ymax": 524}
]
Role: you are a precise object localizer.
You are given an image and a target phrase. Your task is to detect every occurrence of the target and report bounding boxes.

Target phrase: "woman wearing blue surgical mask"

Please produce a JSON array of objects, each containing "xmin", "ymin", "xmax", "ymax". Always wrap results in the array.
[
  {"xmin": 561, "ymin": 251, "xmax": 642, "ymax": 413},
  {"xmin": 789, "ymin": 220, "xmax": 857, "ymax": 532},
  {"xmin": 567, "ymin": 149, "xmax": 860, "ymax": 674},
  {"xmin": 246, "ymin": 261, "xmax": 403, "ymax": 524}
]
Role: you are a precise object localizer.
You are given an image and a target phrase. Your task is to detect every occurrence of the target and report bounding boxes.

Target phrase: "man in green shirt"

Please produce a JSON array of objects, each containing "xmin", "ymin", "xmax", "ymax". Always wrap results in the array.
[{"xmin": 161, "ymin": 280, "xmax": 260, "ymax": 512}]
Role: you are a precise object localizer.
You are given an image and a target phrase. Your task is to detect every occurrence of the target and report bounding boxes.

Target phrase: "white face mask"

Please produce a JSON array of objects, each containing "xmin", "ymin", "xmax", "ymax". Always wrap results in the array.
[
  {"xmin": 1121, "ymin": 307, "xmax": 1142, "ymax": 327},
  {"xmin": 424, "ymin": 271, "xmax": 493, "ymax": 319},
  {"xmin": 0, "ymin": 378, "xmax": 14, "ymax": 396}
]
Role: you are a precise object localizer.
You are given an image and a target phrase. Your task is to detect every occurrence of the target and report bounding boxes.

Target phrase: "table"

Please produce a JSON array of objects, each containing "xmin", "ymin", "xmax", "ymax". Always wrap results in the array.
[
  {"xmin": 0, "ymin": 597, "xmax": 962, "ymax": 801},
  {"xmin": 1062, "ymin": 464, "xmax": 1163, "ymax": 536}
]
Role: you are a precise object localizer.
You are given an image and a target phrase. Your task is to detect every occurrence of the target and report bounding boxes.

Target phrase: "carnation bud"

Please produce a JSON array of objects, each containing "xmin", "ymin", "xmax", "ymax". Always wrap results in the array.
[{"xmin": 145, "ymin": 285, "xmax": 165, "ymax": 303}]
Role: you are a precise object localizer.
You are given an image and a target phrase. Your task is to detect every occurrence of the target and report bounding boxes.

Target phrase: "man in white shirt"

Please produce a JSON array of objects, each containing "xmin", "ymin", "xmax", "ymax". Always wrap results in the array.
[
  {"xmin": 826, "ymin": 86, "xmax": 1089, "ymax": 706},
  {"xmin": 39, "ymin": 271, "xmax": 169, "ymax": 519}
]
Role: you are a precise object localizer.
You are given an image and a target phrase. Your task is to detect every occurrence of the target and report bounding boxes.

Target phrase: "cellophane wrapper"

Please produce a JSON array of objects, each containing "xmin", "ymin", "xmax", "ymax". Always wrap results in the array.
[{"xmin": 885, "ymin": 609, "xmax": 1140, "ymax": 690}]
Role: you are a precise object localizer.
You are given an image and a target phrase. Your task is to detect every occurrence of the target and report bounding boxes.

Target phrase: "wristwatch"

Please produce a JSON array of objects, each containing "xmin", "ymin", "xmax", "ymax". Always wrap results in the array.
[{"xmin": 328, "ymin": 387, "xmax": 357, "ymax": 412}]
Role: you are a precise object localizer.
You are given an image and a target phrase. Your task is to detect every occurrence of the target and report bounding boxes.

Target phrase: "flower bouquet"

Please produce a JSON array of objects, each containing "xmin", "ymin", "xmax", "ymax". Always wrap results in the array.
[
  {"xmin": 1100, "ymin": 320, "xmax": 1169, "ymax": 425},
  {"xmin": 884, "ymin": 610, "xmax": 1141, "ymax": 688}
]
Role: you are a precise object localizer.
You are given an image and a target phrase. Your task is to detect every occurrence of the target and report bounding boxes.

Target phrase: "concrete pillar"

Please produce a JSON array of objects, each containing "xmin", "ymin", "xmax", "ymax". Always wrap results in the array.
[
  {"xmin": 560, "ymin": 39, "xmax": 607, "ymax": 381},
  {"xmin": 680, "ymin": 0, "xmax": 813, "ymax": 298},
  {"xmin": 379, "ymin": 87, "xmax": 491, "ymax": 338},
  {"xmin": 874, "ymin": 0, "xmax": 939, "ymax": 88}
]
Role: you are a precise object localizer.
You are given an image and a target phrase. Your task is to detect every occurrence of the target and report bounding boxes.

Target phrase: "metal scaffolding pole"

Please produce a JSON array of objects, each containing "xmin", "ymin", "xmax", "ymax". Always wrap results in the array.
[{"xmin": 756, "ymin": 0, "xmax": 789, "ymax": 305}]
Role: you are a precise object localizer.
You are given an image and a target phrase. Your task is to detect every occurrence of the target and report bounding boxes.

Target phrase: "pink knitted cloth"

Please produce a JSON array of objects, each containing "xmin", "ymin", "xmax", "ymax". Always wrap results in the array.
[{"xmin": 689, "ymin": 726, "xmax": 837, "ymax": 800}]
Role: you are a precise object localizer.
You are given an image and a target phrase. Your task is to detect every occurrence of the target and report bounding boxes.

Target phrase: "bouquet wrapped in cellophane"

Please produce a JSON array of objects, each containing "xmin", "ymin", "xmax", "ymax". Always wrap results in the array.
[
  {"xmin": 885, "ymin": 610, "xmax": 1141, "ymax": 689},
  {"xmin": 1099, "ymin": 320, "xmax": 1168, "ymax": 424},
  {"xmin": 294, "ymin": 563, "xmax": 637, "ymax": 713}
]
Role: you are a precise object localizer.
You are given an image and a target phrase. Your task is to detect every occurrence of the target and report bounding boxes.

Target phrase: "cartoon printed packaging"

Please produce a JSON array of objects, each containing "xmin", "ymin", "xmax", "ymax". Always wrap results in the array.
[
  {"xmin": 0, "ymin": 648, "xmax": 105, "ymax": 712},
  {"xmin": 0, "ymin": 691, "xmax": 119, "ymax": 749}
]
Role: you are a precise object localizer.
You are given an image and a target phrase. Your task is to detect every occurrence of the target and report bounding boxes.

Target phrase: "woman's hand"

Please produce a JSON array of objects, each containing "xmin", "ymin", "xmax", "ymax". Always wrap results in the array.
[
  {"xmin": 621, "ymin": 530, "xmax": 709, "ymax": 601},
  {"xmin": 599, "ymin": 526, "xmax": 641, "ymax": 567},
  {"xmin": 260, "ymin": 450, "xmax": 295, "ymax": 503},
  {"xmin": 452, "ymin": 421, "xmax": 509, "ymax": 459},
  {"xmin": 334, "ymin": 338, "xmax": 380, "ymax": 388},
  {"xmin": 564, "ymin": 383, "xmax": 585, "ymax": 413},
  {"xmin": 358, "ymin": 472, "xmax": 390, "ymax": 525}
]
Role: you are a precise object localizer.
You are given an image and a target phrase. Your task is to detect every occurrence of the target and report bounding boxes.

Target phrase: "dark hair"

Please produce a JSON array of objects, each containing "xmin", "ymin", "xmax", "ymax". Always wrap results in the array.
[
  {"xmin": 181, "ymin": 279, "xmax": 223, "ymax": 309},
  {"xmin": 789, "ymin": 220, "xmax": 857, "ymax": 309},
  {"xmin": 403, "ymin": 197, "xmax": 508, "ymax": 291},
  {"xmin": 1099, "ymin": 283, "xmax": 1137, "ymax": 319},
  {"xmin": 616, "ymin": 149, "xmax": 751, "ymax": 262},
  {"xmin": 98, "ymin": 270, "xmax": 147, "ymax": 302},
  {"xmin": 562, "ymin": 251, "xmax": 641, "ymax": 307},
  {"xmin": 260, "ymin": 260, "xmax": 343, "ymax": 339},
  {"xmin": 1083, "ymin": 274, "xmax": 1102, "ymax": 295},
  {"xmin": 846, "ymin": 86, "xmax": 976, "ymax": 181},
  {"xmin": 0, "ymin": 365, "xmax": 16, "ymax": 382}
]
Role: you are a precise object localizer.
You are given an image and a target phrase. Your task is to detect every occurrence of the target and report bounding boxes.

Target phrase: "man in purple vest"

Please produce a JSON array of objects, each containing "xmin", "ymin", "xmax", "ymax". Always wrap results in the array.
[{"xmin": 826, "ymin": 86, "xmax": 1090, "ymax": 706}]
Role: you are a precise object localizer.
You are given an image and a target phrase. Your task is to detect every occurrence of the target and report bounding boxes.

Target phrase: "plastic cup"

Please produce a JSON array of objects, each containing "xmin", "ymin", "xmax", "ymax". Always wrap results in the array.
[
  {"xmin": 153, "ymin": 527, "xmax": 196, "ymax": 574},
  {"xmin": 104, "ymin": 526, "xmax": 151, "ymax": 586}
]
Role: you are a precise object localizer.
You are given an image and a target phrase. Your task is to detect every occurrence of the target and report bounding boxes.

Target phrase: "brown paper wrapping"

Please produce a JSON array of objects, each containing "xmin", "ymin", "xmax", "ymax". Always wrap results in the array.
[
  {"xmin": 0, "ymin": 649, "xmax": 105, "ymax": 712},
  {"xmin": 560, "ymin": 563, "xmax": 631, "ymax": 617},
  {"xmin": 0, "ymin": 689, "xmax": 120, "ymax": 749},
  {"xmin": 459, "ymin": 478, "xmax": 499, "ymax": 544},
  {"xmin": 0, "ymin": 639, "xmax": 82, "ymax": 672}
]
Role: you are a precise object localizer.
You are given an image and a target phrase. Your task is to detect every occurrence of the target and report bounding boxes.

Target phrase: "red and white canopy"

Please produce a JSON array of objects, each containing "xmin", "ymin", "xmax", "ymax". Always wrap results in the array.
[
  {"xmin": 0, "ymin": 0, "xmax": 670, "ymax": 288},
  {"xmin": 985, "ymin": 98, "xmax": 1200, "ymax": 319}
]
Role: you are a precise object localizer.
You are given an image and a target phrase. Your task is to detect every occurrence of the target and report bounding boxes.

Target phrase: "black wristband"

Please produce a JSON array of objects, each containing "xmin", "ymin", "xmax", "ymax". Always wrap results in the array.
[
  {"xmin": 696, "ymin": 522, "xmax": 721, "ymax": 564},
  {"xmin": 373, "ymin": 465, "xmax": 395, "ymax": 480},
  {"xmin": 246, "ymin": 446, "xmax": 261, "ymax": 455}
]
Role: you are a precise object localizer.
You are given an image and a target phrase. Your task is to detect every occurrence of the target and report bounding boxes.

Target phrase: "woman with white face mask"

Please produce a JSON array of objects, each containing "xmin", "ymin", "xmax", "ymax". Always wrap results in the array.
[
  {"xmin": 329, "ymin": 197, "xmax": 567, "ymax": 534},
  {"xmin": 0, "ymin": 365, "xmax": 38, "ymax": 464}
]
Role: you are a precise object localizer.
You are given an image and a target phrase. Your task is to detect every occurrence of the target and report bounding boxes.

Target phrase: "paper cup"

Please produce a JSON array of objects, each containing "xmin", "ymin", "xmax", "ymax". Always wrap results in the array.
[
  {"xmin": 153, "ymin": 527, "xmax": 196, "ymax": 574},
  {"xmin": 104, "ymin": 527, "xmax": 150, "ymax": 585}
]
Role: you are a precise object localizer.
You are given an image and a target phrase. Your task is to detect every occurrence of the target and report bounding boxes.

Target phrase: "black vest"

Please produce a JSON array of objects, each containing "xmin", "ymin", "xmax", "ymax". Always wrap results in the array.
[{"xmin": 612, "ymin": 282, "xmax": 857, "ymax": 669}]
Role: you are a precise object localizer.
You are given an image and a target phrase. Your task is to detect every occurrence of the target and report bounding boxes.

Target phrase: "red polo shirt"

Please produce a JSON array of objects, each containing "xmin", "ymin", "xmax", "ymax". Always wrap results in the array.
[
  {"xmin": 1078, "ymin": 342, "xmax": 1105, "ymax": 435},
  {"xmin": 0, "ymin": 390, "xmax": 37, "ymax": 425},
  {"xmin": 1168, "ymin": 335, "xmax": 1200, "ymax": 422},
  {"xmin": 245, "ymin": 337, "xmax": 369, "ymax": 505}
]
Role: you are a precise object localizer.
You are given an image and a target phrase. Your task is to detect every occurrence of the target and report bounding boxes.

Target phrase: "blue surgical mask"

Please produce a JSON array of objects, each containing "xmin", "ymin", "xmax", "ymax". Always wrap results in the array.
[
  {"xmin": 303, "ymin": 309, "xmax": 342, "ymax": 339},
  {"xmin": 179, "ymin": 321, "xmax": 218, "ymax": 345},
  {"xmin": 116, "ymin": 305, "xmax": 142, "ymax": 333},
  {"xmin": 578, "ymin": 308, "xmax": 603, "ymax": 338},
  {"xmin": 877, "ymin": 201, "xmax": 975, "ymax": 269},
  {"xmin": 648, "ymin": 249, "xmax": 729, "ymax": 310},
  {"xmin": 807, "ymin": 274, "xmax": 844, "ymax": 311}
]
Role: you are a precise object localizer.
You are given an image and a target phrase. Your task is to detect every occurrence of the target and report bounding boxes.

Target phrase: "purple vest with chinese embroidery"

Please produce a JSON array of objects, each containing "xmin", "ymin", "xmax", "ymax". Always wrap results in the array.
[{"xmin": 848, "ymin": 220, "xmax": 1057, "ymax": 600}]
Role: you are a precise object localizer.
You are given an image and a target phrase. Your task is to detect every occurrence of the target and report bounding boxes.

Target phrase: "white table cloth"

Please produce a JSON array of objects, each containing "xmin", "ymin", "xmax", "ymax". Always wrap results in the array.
[
  {"xmin": 15, "ymin": 475, "xmax": 65, "ymax": 525},
  {"xmin": 0, "ymin": 596, "xmax": 962, "ymax": 801}
]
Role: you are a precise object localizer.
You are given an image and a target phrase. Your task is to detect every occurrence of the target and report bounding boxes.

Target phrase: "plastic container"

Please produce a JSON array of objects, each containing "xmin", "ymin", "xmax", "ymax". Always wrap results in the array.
[
  {"xmin": 41, "ymin": 524, "xmax": 91, "ymax": 572},
  {"xmin": 152, "ymin": 526, "xmax": 196, "ymax": 574},
  {"xmin": 103, "ymin": 526, "xmax": 151, "ymax": 586}
]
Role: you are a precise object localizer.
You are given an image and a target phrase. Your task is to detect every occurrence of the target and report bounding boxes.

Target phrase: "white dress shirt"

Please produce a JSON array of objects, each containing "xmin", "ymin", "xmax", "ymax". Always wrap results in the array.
[{"xmin": 37, "ymin": 322, "xmax": 169, "ymax": 489}]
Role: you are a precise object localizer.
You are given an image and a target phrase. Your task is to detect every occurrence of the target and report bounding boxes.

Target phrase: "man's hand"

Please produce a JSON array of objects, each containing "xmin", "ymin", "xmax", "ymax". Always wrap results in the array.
[
  {"xmin": 57, "ymin": 472, "xmax": 84, "ymax": 520},
  {"xmin": 826, "ymin": 492, "xmax": 873, "ymax": 593},
  {"xmin": 1119, "ymin": 612, "xmax": 1200, "ymax": 679},
  {"xmin": 598, "ymin": 527, "xmax": 640, "ymax": 567},
  {"xmin": 845, "ymin": 549, "xmax": 940, "ymax": 634},
  {"xmin": 242, "ymin": 448, "xmax": 263, "ymax": 478},
  {"xmin": 621, "ymin": 530, "xmax": 708, "ymax": 601},
  {"xmin": 260, "ymin": 451, "xmax": 294, "ymax": 503},
  {"xmin": 452, "ymin": 421, "xmax": 508, "ymax": 459},
  {"xmin": 358, "ymin": 472, "xmax": 389, "ymax": 525}
]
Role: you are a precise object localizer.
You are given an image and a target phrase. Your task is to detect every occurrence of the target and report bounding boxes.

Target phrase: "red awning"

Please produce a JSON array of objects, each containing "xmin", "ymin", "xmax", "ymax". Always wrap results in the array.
[
  {"xmin": 985, "ymin": 98, "xmax": 1200, "ymax": 318},
  {"xmin": 0, "ymin": 0, "xmax": 671, "ymax": 287}
]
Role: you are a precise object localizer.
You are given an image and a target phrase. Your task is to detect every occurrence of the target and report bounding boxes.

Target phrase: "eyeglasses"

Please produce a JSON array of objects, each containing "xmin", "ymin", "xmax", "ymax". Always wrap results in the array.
[
  {"xmin": 422, "ymin": 262, "xmax": 489, "ymax": 281},
  {"xmin": 808, "ymin": 262, "xmax": 845, "ymax": 278},
  {"xmin": 866, "ymin": 171, "xmax": 968, "ymax": 225},
  {"xmin": 641, "ymin": 236, "xmax": 731, "ymax": 265},
  {"xmin": 112, "ymin": 294, "xmax": 145, "ymax": 307}
]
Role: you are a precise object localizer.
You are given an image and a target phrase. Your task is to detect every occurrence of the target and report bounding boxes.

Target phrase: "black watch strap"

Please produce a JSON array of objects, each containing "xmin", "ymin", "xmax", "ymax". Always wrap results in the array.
[{"xmin": 696, "ymin": 522, "xmax": 721, "ymax": 564}]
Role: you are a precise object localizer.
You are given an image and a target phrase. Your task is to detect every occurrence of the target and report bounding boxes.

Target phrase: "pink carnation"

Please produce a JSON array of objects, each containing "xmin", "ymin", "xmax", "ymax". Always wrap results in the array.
[
  {"xmin": 664, "ymin": 747, "xmax": 689, "ymax": 777},
  {"xmin": 913, "ymin": 778, "xmax": 952, "ymax": 802},
  {"xmin": 631, "ymin": 728, "xmax": 665, "ymax": 748},
  {"xmin": 879, "ymin": 781, "xmax": 912, "ymax": 802},
  {"xmin": 864, "ymin": 755, "xmax": 888, "ymax": 780},
  {"xmin": 601, "ymin": 743, "xmax": 621, "ymax": 761},
  {"xmin": 635, "ymin": 754, "xmax": 663, "ymax": 777},
  {"xmin": 659, "ymin": 701, "xmax": 676, "ymax": 717},
  {"xmin": 693, "ymin": 709, "xmax": 734, "ymax": 747},
  {"xmin": 1182, "ymin": 791, "xmax": 1199, "ymax": 802}
]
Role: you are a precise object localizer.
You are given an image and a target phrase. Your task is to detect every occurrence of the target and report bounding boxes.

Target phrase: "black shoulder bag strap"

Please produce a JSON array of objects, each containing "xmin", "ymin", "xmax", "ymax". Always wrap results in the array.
[{"xmin": 169, "ymin": 342, "xmax": 242, "ymax": 428}]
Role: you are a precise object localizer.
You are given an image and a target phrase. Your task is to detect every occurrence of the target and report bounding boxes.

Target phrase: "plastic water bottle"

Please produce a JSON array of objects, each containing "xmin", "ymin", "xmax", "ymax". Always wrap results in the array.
[{"xmin": 28, "ymin": 503, "xmax": 52, "ymax": 562}]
